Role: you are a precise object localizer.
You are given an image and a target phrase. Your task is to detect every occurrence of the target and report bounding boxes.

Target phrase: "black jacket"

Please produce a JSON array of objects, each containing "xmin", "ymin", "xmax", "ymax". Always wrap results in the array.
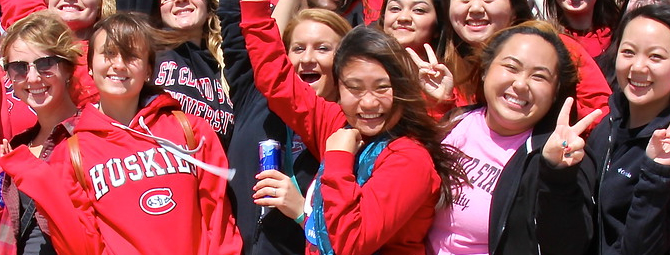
[
  {"xmin": 153, "ymin": 43, "xmax": 235, "ymax": 149},
  {"xmin": 486, "ymin": 108, "xmax": 597, "ymax": 255},
  {"xmin": 588, "ymin": 91, "xmax": 670, "ymax": 255},
  {"xmin": 219, "ymin": 1, "xmax": 318, "ymax": 254}
]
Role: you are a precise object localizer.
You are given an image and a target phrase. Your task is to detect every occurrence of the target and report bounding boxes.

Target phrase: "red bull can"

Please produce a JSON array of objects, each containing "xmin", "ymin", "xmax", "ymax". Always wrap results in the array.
[{"xmin": 259, "ymin": 139, "xmax": 281, "ymax": 172}]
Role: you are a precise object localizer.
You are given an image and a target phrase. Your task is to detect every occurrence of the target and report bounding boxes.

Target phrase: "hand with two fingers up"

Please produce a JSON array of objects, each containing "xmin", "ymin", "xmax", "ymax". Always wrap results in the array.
[
  {"xmin": 542, "ymin": 97, "xmax": 602, "ymax": 168},
  {"xmin": 406, "ymin": 43, "xmax": 455, "ymax": 101}
]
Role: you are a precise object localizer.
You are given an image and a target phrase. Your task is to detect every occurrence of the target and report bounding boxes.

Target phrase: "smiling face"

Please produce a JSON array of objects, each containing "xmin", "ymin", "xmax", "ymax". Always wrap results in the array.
[
  {"xmin": 483, "ymin": 33, "xmax": 559, "ymax": 136},
  {"xmin": 449, "ymin": 0, "xmax": 514, "ymax": 46},
  {"xmin": 90, "ymin": 30, "xmax": 151, "ymax": 104},
  {"xmin": 48, "ymin": 0, "xmax": 100, "ymax": 31},
  {"xmin": 288, "ymin": 20, "xmax": 342, "ymax": 101},
  {"xmin": 5, "ymin": 38, "xmax": 71, "ymax": 112},
  {"xmin": 338, "ymin": 58, "xmax": 401, "ymax": 137},
  {"xmin": 616, "ymin": 17, "xmax": 670, "ymax": 118},
  {"xmin": 383, "ymin": 0, "xmax": 438, "ymax": 52},
  {"xmin": 159, "ymin": 0, "xmax": 208, "ymax": 32}
]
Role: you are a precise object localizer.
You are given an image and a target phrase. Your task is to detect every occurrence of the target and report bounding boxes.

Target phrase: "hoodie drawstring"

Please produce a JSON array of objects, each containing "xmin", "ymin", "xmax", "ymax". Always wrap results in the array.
[{"xmin": 111, "ymin": 116, "xmax": 235, "ymax": 180}]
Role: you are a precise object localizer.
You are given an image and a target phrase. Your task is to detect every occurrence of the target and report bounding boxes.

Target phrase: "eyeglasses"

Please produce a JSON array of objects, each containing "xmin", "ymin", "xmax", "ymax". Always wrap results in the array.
[{"xmin": 2, "ymin": 56, "xmax": 67, "ymax": 83}]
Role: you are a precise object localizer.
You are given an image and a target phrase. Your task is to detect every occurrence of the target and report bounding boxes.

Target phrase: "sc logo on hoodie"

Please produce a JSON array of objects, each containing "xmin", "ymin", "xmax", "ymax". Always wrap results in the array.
[{"xmin": 140, "ymin": 188, "xmax": 176, "ymax": 215}]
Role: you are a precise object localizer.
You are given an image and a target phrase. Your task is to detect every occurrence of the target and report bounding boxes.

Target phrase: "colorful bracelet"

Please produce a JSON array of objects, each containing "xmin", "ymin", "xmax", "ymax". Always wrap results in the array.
[{"xmin": 294, "ymin": 213, "xmax": 305, "ymax": 224}]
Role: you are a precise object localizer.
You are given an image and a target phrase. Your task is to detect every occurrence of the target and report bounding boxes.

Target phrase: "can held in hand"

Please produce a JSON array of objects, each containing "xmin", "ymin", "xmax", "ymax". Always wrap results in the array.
[{"xmin": 259, "ymin": 139, "xmax": 281, "ymax": 172}]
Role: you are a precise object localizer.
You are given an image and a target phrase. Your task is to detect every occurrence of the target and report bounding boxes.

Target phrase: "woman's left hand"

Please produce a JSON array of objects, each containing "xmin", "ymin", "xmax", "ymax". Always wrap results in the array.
[
  {"xmin": 646, "ymin": 122, "xmax": 670, "ymax": 165},
  {"xmin": 252, "ymin": 170, "xmax": 305, "ymax": 221},
  {"xmin": 543, "ymin": 97, "xmax": 602, "ymax": 168},
  {"xmin": 406, "ymin": 43, "xmax": 454, "ymax": 101}
]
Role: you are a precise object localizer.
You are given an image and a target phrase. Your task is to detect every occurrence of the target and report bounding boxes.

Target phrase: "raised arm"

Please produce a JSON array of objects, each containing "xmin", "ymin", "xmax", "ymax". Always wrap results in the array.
[{"xmin": 239, "ymin": 0, "xmax": 345, "ymax": 158}]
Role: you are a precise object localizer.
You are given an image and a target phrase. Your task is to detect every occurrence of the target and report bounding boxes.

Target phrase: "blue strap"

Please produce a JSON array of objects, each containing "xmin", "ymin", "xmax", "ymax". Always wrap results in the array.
[
  {"xmin": 309, "ymin": 134, "xmax": 390, "ymax": 254},
  {"xmin": 284, "ymin": 128, "xmax": 302, "ymax": 195}
]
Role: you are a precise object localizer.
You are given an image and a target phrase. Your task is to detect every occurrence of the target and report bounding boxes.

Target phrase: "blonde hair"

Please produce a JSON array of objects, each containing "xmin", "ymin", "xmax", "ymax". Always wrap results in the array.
[
  {"xmin": 1, "ymin": 10, "xmax": 82, "ymax": 70},
  {"xmin": 101, "ymin": 0, "xmax": 117, "ymax": 19},
  {"xmin": 281, "ymin": 8, "xmax": 352, "ymax": 51},
  {"xmin": 204, "ymin": 0, "xmax": 229, "ymax": 96}
]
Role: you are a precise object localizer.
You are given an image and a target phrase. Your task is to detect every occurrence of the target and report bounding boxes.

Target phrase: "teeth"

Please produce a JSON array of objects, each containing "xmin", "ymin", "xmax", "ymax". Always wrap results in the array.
[
  {"xmin": 504, "ymin": 95, "xmax": 528, "ymax": 106},
  {"xmin": 175, "ymin": 9, "xmax": 193, "ymax": 15},
  {"xmin": 630, "ymin": 80, "xmax": 651, "ymax": 87},
  {"xmin": 467, "ymin": 20, "xmax": 489, "ymax": 26},
  {"xmin": 28, "ymin": 87, "xmax": 48, "ymax": 94},
  {"xmin": 109, "ymin": 76, "xmax": 128, "ymax": 81},
  {"xmin": 359, "ymin": 113, "xmax": 381, "ymax": 119},
  {"xmin": 61, "ymin": 6, "xmax": 80, "ymax": 11}
]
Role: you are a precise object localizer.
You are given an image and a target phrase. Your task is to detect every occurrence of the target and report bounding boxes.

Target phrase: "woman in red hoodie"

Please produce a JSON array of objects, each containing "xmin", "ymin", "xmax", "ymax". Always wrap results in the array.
[
  {"xmin": 0, "ymin": 13, "xmax": 241, "ymax": 255},
  {"xmin": 240, "ymin": 2, "xmax": 468, "ymax": 253}
]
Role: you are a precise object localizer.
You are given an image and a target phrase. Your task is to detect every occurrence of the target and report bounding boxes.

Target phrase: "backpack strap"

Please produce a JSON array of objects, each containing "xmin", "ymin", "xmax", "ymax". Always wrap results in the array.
[
  {"xmin": 67, "ymin": 111, "xmax": 195, "ymax": 191},
  {"xmin": 172, "ymin": 110, "xmax": 196, "ymax": 150},
  {"xmin": 68, "ymin": 134, "xmax": 88, "ymax": 191}
]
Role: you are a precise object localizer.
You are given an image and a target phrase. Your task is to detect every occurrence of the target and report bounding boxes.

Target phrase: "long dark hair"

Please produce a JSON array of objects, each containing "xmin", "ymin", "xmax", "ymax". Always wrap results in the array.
[
  {"xmin": 598, "ymin": 4, "xmax": 670, "ymax": 90},
  {"xmin": 377, "ymin": 0, "xmax": 448, "ymax": 59},
  {"xmin": 544, "ymin": 0, "xmax": 620, "ymax": 32},
  {"xmin": 333, "ymin": 26, "xmax": 468, "ymax": 207}
]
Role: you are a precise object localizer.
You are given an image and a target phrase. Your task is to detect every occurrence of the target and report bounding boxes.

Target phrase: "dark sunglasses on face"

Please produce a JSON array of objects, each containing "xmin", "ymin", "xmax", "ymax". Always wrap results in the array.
[{"xmin": 2, "ymin": 55, "xmax": 67, "ymax": 83}]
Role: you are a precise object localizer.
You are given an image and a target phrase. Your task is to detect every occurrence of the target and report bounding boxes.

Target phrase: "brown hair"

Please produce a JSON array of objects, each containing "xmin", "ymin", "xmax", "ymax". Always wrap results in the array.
[
  {"xmin": 469, "ymin": 20, "xmax": 578, "ymax": 124},
  {"xmin": 88, "ymin": 12, "xmax": 184, "ymax": 100},
  {"xmin": 442, "ymin": 0, "xmax": 533, "ymax": 103}
]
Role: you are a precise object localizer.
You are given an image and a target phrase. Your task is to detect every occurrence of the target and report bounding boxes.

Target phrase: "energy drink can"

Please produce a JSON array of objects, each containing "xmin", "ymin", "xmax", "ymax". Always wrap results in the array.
[
  {"xmin": 259, "ymin": 139, "xmax": 281, "ymax": 213},
  {"xmin": 259, "ymin": 139, "xmax": 281, "ymax": 172}
]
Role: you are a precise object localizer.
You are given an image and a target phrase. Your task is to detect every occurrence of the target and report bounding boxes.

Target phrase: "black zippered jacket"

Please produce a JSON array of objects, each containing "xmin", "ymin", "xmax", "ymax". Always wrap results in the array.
[
  {"xmin": 219, "ymin": 1, "xmax": 318, "ymax": 254},
  {"xmin": 587, "ymin": 91, "xmax": 670, "ymax": 255},
  {"xmin": 486, "ymin": 107, "xmax": 597, "ymax": 255}
]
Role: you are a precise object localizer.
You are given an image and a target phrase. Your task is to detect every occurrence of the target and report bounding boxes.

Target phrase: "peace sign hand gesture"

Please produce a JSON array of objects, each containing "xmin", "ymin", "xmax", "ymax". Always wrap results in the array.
[
  {"xmin": 542, "ymin": 97, "xmax": 602, "ymax": 168},
  {"xmin": 646, "ymin": 122, "xmax": 670, "ymax": 165},
  {"xmin": 406, "ymin": 43, "xmax": 455, "ymax": 101}
]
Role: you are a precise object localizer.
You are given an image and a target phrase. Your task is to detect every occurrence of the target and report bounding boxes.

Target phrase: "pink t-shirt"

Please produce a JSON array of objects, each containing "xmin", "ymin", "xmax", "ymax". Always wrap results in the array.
[{"xmin": 428, "ymin": 107, "xmax": 531, "ymax": 255}]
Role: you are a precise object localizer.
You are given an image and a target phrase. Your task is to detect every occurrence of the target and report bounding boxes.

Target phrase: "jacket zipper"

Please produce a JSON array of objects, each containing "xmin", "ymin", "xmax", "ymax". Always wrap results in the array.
[{"xmin": 597, "ymin": 116, "xmax": 614, "ymax": 255}]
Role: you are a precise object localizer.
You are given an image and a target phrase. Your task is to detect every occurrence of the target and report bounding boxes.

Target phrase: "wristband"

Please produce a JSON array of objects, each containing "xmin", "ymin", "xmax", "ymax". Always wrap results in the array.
[{"xmin": 294, "ymin": 213, "xmax": 305, "ymax": 224}]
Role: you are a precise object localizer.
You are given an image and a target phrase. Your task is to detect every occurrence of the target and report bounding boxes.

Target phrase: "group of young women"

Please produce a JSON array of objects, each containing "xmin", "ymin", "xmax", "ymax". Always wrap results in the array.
[{"xmin": 0, "ymin": 0, "xmax": 668, "ymax": 254}]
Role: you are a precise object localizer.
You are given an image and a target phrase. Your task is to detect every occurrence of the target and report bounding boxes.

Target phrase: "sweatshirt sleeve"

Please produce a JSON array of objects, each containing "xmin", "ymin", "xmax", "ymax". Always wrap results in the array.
[
  {"xmin": 0, "ymin": 0, "xmax": 46, "ymax": 30},
  {"xmin": 615, "ymin": 156, "xmax": 670, "ymax": 254},
  {"xmin": 190, "ymin": 116, "xmax": 242, "ymax": 255},
  {"xmin": 239, "ymin": 0, "xmax": 345, "ymax": 159},
  {"xmin": 319, "ymin": 139, "xmax": 441, "ymax": 254},
  {"xmin": 559, "ymin": 34, "xmax": 611, "ymax": 134},
  {"xmin": 535, "ymin": 152, "xmax": 597, "ymax": 254},
  {"xmin": 0, "ymin": 145, "xmax": 104, "ymax": 255}
]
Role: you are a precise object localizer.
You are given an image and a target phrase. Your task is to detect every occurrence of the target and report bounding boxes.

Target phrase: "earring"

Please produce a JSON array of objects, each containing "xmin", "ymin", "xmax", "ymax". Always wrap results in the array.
[
  {"xmin": 88, "ymin": 70, "xmax": 93, "ymax": 76},
  {"xmin": 146, "ymin": 77, "xmax": 151, "ymax": 82}
]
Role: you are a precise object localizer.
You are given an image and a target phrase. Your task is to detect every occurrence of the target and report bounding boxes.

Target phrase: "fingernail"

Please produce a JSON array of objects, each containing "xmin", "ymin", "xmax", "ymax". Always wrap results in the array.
[
  {"xmin": 562, "ymin": 141, "xmax": 568, "ymax": 148},
  {"xmin": 564, "ymin": 152, "xmax": 572, "ymax": 158}
]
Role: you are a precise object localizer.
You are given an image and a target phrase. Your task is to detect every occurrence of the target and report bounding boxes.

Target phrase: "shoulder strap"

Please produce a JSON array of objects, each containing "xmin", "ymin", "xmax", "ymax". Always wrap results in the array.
[
  {"xmin": 172, "ymin": 110, "xmax": 196, "ymax": 150},
  {"xmin": 68, "ymin": 134, "xmax": 88, "ymax": 191},
  {"xmin": 67, "ymin": 111, "xmax": 194, "ymax": 190}
]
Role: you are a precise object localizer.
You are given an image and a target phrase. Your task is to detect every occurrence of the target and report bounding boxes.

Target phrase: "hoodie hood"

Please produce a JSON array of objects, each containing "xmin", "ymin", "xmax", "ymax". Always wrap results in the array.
[{"xmin": 75, "ymin": 93, "xmax": 182, "ymax": 134}]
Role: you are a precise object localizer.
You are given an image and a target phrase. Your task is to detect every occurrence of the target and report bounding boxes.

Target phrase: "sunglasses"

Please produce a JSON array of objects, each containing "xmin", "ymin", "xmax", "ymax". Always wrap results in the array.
[{"xmin": 3, "ymin": 56, "xmax": 67, "ymax": 83}]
